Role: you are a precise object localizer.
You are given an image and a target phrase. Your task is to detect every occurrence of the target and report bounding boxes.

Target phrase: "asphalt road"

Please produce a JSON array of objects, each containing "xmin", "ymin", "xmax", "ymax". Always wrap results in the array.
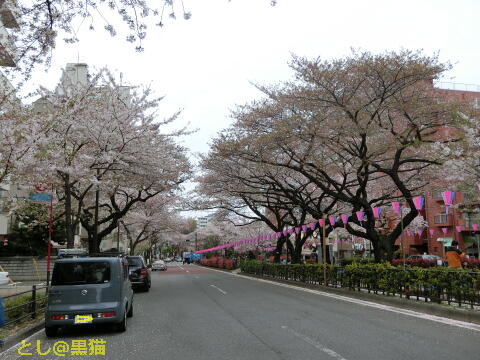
[{"xmin": 2, "ymin": 263, "xmax": 480, "ymax": 360}]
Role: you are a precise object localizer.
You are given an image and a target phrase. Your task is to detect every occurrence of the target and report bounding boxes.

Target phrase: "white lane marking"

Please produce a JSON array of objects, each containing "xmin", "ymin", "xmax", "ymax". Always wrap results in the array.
[
  {"xmin": 281, "ymin": 326, "xmax": 348, "ymax": 360},
  {"xmin": 202, "ymin": 266, "xmax": 480, "ymax": 332},
  {"xmin": 1, "ymin": 328, "xmax": 44, "ymax": 358},
  {"xmin": 178, "ymin": 266, "xmax": 185, "ymax": 271},
  {"xmin": 210, "ymin": 284, "xmax": 227, "ymax": 295},
  {"xmin": 195, "ymin": 276, "xmax": 200, "ymax": 279},
  {"xmin": 186, "ymin": 270, "xmax": 190, "ymax": 273}
]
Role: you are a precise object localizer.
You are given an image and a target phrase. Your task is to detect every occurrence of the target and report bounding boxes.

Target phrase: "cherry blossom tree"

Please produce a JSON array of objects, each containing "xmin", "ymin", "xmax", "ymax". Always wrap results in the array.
[
  {"xmin": 215, "ymin": 50, "xmax": 466, "ymax": 261},
  {"xmin": 28, "ymin": 68, "xmax": 191, "ymax": 252},
  {"xmin": 120, "ymin": 194, "xmax": 180, "ymax": 255},
  {"xmin": 4, "ymin": 1, "xmax": 276, "ymax": 79}
]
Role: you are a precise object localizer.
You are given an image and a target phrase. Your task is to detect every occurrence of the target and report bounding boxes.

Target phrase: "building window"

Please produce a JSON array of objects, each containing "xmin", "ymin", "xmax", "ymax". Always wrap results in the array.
[{"xmin": 434, "ymin": 213, "xmax": 448, "ymax": 224}]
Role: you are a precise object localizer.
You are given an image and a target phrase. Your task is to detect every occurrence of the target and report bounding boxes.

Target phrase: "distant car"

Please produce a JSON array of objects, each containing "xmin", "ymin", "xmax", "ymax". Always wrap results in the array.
[
  {"xmin": 407, "ymin": 254, "xmax": 443, "ymax": 266},
  {"xmin": 152, "ymin": 260, "xmax": 167, "ymax": 271},
  {"xmin": 126, "ymin": 256, "xmax": 151, "ymax": 292},
  {"xmin": 164, "ymin": 257, "xmax": 173, "ymax": 262},
  {"xmin": 175, "ymin": 256, "xmax": 182, "ymax": 262}
]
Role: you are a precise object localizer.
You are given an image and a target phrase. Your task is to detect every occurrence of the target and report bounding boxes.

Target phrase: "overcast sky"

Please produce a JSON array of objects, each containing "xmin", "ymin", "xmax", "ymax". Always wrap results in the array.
[{"xmin": 27, "ymin": 0, "xmax": 480, "ymax": 160}]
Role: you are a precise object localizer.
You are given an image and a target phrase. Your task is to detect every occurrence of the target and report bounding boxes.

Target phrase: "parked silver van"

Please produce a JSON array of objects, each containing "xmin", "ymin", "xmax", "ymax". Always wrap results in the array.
[{"xmin": 45, "ymin": 256, "xmax": 134, "ymax": 337}]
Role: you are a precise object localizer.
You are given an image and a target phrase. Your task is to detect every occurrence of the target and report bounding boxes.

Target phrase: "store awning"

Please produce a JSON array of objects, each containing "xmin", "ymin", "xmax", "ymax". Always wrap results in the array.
[{"xmin": 436, "ymin": 237, "xmax": 453, "ymax": 246}]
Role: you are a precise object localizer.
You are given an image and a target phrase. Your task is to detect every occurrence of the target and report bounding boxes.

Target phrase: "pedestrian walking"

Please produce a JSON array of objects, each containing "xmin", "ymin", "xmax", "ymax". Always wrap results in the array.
[{"xmin": 445, "ymin": 240, "xmax": 467, "ymax": 268}]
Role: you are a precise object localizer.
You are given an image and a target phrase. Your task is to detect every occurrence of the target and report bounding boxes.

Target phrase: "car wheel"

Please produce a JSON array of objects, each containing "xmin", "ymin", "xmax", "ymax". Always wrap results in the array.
[
  {"xmin": 45, "ymin": 325, "xmax": 58, "ymax": 337},
  {"xmin": 143, "ymin": 282, "xmax": 150, "ymax": 292},
  {"xmin": 116, "ymin": 308, "xmax": 127, "ymax": 332},
  {"xmin": 127, "ymin": 302, "xmax": 133, "ymax": 318}
]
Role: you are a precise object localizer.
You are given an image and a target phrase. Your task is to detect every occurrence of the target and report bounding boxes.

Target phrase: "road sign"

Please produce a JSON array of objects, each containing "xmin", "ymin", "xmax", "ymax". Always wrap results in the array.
[{"xmin": 30, "ymin": 193, "xmax": 53, "ymax": 203}]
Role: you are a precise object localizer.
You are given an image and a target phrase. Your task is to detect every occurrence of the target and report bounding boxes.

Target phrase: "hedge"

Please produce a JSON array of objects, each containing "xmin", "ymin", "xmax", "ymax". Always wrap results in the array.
[
  {"xmin": 240, "ymin": 261, "xmax": 480, "ymax": 308},
  {"xmin": 200, "ymin": 257, "xmax": 237, "ymax": 270}
]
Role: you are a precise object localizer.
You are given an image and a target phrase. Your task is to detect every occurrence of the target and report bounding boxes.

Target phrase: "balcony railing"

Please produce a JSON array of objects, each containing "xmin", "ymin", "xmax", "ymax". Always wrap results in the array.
[{"xmin": 433, "ymin": 214, "xmax": 452, "ymax": 226}]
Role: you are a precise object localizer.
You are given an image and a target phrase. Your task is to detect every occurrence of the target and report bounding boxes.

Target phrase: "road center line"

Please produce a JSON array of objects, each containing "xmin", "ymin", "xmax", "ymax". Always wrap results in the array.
[
  {"xmin": 281, "ymin": 326, "xmax": 348, "ymax": 360},
  {"xmin": 199, "ymin": 266, "xmax": 480, "ymax": 332},
  {"xmin": 178, "ymin": 265, "xmax": 185, "ymax": 271},
  {"xmin": 210, "ymin": 284, "xmax": 227, "ymax": 295}
]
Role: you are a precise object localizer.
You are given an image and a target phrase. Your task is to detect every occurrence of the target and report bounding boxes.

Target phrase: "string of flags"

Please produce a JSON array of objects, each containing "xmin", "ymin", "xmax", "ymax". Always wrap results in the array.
[{"xmin": 195, "ymin": 191, "xmax": 478, "ymax": 254}]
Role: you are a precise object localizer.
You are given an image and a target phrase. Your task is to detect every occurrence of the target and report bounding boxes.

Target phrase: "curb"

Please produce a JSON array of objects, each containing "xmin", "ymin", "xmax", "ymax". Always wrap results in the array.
[
  {"xmin": 240, "ymin": 273, "xmax": 480, "ymax": 325},
  {"xmin": 0, "ymin": 319, "xmax": 44, "ymax": 353}
]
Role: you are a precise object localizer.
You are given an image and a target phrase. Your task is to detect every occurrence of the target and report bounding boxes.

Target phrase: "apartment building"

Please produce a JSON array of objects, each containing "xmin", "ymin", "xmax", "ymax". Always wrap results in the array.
[{"xmin": 392, "ymin": 83, "xmax": 480, "ymax": 258}]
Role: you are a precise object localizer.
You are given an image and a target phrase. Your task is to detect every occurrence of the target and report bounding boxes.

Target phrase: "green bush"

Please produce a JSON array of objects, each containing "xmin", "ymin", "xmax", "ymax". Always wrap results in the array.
[
  {"xmin": 240, "ymin": 260, "xmax": 480, "ymax": 305},
  {"xmin": 4, "ymin": 292, "xmax": 47, "ymax": 324}
]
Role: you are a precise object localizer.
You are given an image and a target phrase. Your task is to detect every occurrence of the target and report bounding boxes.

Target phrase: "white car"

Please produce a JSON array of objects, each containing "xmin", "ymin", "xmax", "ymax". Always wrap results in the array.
[{"xmin": 152, "ymin": 260, "xmax": 167, "ymax": 271}]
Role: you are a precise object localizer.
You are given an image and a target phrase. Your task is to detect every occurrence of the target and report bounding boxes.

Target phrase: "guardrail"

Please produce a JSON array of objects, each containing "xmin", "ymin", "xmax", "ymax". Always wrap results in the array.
[
  {"xmin": 0, "ymin": 285, "xmax": 47, "ymax": 333},
  {"xmin": 240, "ymin": 262, "xmax": 480, "ymax": 309}
]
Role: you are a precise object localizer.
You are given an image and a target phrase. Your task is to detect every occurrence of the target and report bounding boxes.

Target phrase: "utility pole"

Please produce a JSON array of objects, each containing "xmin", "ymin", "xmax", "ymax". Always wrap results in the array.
[{"xmin": 195, "ymin": 232, "xmax": 198, "ymax": 251}]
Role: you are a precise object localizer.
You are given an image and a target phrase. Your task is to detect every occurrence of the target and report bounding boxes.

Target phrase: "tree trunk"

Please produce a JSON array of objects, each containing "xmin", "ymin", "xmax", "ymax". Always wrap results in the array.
[
  {"xmin": 274, "ymin": 237, "xmax": 285, "ymax": 263},
  {"xmin": 88, "ymin": 232, "xmax": 100, "ymax": 254},
  {"xmin": 64, "ymin": 175, "xmax": 74, "ymax": 249}
]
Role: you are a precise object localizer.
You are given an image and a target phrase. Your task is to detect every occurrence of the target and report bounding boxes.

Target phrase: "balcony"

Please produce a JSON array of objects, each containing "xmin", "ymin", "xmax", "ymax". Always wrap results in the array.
[{"xmin": 433, "ymin": 213, "xmax": 453, "ymax": 226}]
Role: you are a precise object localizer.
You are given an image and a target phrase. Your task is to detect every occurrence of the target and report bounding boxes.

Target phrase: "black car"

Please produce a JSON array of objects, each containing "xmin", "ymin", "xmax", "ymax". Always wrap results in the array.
[{"xmin": 126, "ymin": 256, "xmax": 151, "ymax": 292}]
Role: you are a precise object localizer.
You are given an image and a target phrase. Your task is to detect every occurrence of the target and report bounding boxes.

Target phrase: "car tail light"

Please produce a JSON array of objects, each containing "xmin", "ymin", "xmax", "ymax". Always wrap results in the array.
[
  {"xmin": 98, "ymin": 312, "xmax": 116, "ymax": 318},
  {"xmin": 51, "ymin": 315, "xmax": 66, "ymax": 320},
  {"xmin": 138, "ymin": 269, "xmax": 147, "ymax": 275}
]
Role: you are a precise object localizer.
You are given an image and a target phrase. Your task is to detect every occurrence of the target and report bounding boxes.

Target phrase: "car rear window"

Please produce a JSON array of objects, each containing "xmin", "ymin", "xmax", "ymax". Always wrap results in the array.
[
  {"xmin": 127, "ymin": 257, "xmax": 143, "ymax": 267},
  {"xmin": 52, "ymin": 262, "xmax": 111, "ymax": 285}
]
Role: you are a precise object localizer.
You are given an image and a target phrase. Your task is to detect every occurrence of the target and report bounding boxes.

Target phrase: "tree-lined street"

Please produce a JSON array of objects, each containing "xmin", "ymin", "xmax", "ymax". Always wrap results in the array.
[{"xmin": 3, "ymin": 264, "xmax": 478, "ymax": 360}]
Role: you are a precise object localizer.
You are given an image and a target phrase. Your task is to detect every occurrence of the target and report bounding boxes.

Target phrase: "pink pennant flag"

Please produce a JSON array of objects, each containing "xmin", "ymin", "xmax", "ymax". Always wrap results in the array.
[
  {"xmin": 407, "ymin": 230, "xmax": 412, "ymax": 237},
  {"xmin": 283, "ymin": 230, "xmax": 287, "ymax": 237},
  {"xmin": 288, "ymin": 228, "xmax": 293, "ymax": 235},
  {"xmin": 413, "ymin": 196, "xmax": 424, "ymax": 210},
  {"xmin": 455, "ymin": 226, "xmax": 463, "ymax": 233},
  {"xmin": 429, "ymin": 229, "xmax": 435, "ymax": 236},
  {"xmin": 267, "ymin": 234, "xmax": 271, "ymax": 240},
  {"xmin": 310, "ymin": 222, "xmax": 315, "ymax": 230},
  {"xmin": 329, "ymin": 217, "xmax": 336, "ymax": 226},
  {"xmin": 341, "ymin": 214, "xmax": 349, "ymax": 228},
  {"xmin": 318, "ymin": 219, "xmax": 324, "ymax": 227},
  {"xmin": 417, "ymin": 229, "xmax": 423, "ymax": 236},
  {"xmin": 474, "ymin": 224, "xmax": 479, "ymax": 232},
  {"xmin": 392, "ymin": 202, "xmax": 401, "ymax": 215},
  {"xmin": 356, "ymin": 211, "xmax": 364, "ymax": 222},
  {"xmin": 302, "ymin": 225, "xmax": 308, "ymax": 233},
  {"xmin": 441, "ymin": 191, "xmax": 455, "ymax": 214},
  {"xmin": 442, "ymin": 228, "xmax": 448, "ymax": 234},
  {"xmin": 373, "ymin": 207, "xmax": 382, "ymax": 218},
  {"xmin": 277, "ymin": 232, "xmax": 281, "ymax": 238},
  {"xmin": 295, "ymin": 227, "xmax": 300, "ymax": 234}
]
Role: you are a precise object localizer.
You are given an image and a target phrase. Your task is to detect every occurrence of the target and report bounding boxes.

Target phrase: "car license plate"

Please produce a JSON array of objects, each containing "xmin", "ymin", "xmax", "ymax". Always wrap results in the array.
[{"xmin": 74, "ymin": 314, "xmax": 93, "ymax": 324}]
